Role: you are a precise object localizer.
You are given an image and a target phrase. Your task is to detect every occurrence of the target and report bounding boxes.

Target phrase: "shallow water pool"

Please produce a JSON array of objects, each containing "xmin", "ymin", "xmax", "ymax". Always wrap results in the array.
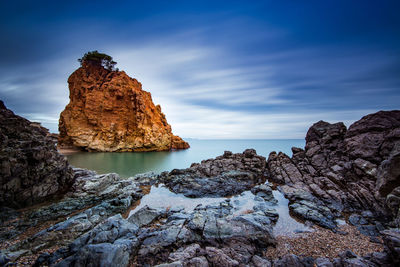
[{"xmin": 128, "ymin": 183, "xmax": 312, "ymax": 236}]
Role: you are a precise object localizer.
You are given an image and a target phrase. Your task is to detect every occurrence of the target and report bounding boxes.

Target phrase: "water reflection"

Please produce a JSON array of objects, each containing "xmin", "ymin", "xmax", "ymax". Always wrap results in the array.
[
  {"xmin": 65, "ymin": 139, "xmax": 304, "ymax": 177},
  {"xmin": 127, "ymin": 184, "xmax": 312, "ymax": 236},
  {"xmin": 66, "ymin": 151, "xmax": 172, "ymax": 177},
  {"xmin": 272, "ymin": 190, "xmax": 313, "ymax": 236}
]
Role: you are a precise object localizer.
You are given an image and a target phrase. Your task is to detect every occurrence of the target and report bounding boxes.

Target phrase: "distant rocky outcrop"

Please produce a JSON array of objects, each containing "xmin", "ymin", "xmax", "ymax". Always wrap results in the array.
[
  {"xmin": 268, "ymin": 110, "xmax": 400, "ymax": 230},
  {"xmin": 0, "ymin": 100, "xmax": 74, "ymax": 208},
  {"xmin": 58, "ymin": 56, "xmax": 189, "ymax": 152}
]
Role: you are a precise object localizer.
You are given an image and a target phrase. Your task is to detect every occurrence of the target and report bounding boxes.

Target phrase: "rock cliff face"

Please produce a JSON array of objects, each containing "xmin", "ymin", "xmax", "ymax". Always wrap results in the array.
[
  {"xmin": 0, "ymin": 100, "xmax": 74, "ymax": 208},
  {"xmin": 58, "ymin": 62, "xmax": 189, "ymax": 152},
  {"xmin": 268, "ymin": 110, "xmax": 400, "ymax": 230}
]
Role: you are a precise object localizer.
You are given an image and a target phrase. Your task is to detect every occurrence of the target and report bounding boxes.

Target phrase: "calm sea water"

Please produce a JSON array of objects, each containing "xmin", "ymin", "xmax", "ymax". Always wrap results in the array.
[{"xmin": 65, "ymin": 139, "xmax": 304, "ymax": 178}]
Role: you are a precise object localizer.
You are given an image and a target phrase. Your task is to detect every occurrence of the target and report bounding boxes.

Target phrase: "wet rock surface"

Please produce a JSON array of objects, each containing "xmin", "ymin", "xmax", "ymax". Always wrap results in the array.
[{"xmin": 0, "ymin": 100, "xmax": 74, "ymax": 208}]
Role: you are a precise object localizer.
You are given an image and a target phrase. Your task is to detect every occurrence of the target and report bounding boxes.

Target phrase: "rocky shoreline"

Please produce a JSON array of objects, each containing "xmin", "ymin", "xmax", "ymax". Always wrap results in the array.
[{"xmin": 1, "ymin": 102, "xmax": 400, "ymax": 266}]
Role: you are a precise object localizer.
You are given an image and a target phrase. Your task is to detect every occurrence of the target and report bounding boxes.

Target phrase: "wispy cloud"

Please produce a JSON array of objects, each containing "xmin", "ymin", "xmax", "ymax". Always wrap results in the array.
[{"xmin": 0, "ymin": 1, "xmax": 399, "ymax": 137}]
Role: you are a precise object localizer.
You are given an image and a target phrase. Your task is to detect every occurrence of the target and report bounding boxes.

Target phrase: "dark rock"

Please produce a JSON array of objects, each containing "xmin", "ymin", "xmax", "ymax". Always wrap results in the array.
[
  {"xmin": 251, "ymin": 184, "xmax": 277, "ymax": 203},
  {"xmin": 273, "ymin": 254, "xmax": 314, "ymax": 267},
  {"xmin": 0, "ymin": 251, "xmax": 10, "ymax": 266},
  {"xmin": 205, "ymin": 247, "xmax": 239, "ymax": 267},
  {"xmin": 381, "ymin": 229, "xmax": 400, "ymax": 265},
  {"xmin": 267, "ymin": 110, "xmax": 400, "ymax": 230},
  {"xmin": 315, "ymin": 257, "xmax": 333, "ymax": 267},
  {"xmin": 128, "ymin": 205, "xmax": 166, "ymax": 227},
  {"xmin": 186, "ymin": 256, "xmax": 209, "ymax": 267},
  {"xmin": 345, "ymin": 111, "xmax": 400, "ymax": 162},
  {"xmin": 386, "ymin": 186, "xmax": 400, "ymax": 227},
  {"xmin": 376, "ymin": 153, "xmax": 400, "ymax": 197},
  {"xmin": 154, "ymin": 262, "xmax": 183, "ymax": 267},
  {"xmin": 0, "ymin": 100, "xmax": 74, "ymax": 208},
  {"xmin": 339, "ymin": 250, "xmax": 357, "ymax": 259},
  {"xmin": 251, "ymin": 255, "xmax": 271, "ymax": 267},
  {"xmin": 349, "ymin": 214, "xmax": 367, "ymax": 226},
  {"xmin": 163, "ymin": 150, "xmax": 267, "ymax": 197},
  {"xmin": 168, "ymin": 244, "xmax": 202, "ymax": 262},
  {"xmin": 44, "ymin": 215, "xmax": 139, "ymax": 267},
  {"xmin": 365, "ymin": 251, "xmax": 392, "ymax": 266}
]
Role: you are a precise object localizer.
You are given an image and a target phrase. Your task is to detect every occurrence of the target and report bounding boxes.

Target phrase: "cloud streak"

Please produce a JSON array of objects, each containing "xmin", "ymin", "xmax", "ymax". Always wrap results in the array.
[{"xmin": 0, "ymin": 1, "xmax": 399, "ymax": 138}]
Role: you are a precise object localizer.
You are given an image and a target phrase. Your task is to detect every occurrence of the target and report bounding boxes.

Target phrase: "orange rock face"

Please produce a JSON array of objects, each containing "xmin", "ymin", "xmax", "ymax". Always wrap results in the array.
[{"xmin": 58, "ymin": 62, "xmax": 189, "ymax": 152}]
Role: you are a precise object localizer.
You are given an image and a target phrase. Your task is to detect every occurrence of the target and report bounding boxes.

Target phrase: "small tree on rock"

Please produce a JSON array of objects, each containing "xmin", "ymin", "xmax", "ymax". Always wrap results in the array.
[{"xmin": 78, "ymin": 50, "xmax": 118, "ymax": 71}]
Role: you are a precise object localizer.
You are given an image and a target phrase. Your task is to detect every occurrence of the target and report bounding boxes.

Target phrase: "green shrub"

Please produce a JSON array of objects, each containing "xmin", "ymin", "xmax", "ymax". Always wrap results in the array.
[{"xmin": 78, "ymin": 50, "xmax": 117, "ymax": 71}]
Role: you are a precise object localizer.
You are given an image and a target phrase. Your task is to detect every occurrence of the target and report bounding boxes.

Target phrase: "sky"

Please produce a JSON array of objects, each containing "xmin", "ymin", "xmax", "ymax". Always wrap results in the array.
[{"xmin": 0, "ymin": 0, "xmax": 399, "ymax": 139}]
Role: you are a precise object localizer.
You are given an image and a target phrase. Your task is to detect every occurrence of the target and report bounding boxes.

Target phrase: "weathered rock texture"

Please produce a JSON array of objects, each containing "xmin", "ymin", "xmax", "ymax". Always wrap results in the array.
[
  {"xmin": 163, "ymin": 149, "xmax": 267, "ymax": 197},
  {"xmin": 58, "ymin": 62, "xmax": 189, "ymax": 152},
  {"xmin": 268, "ymin": 110, "xmax": 400, "ymax": 229},
  {"xmin": 0, "ymin": 100, "xmax": 74, "ymax": 208}
]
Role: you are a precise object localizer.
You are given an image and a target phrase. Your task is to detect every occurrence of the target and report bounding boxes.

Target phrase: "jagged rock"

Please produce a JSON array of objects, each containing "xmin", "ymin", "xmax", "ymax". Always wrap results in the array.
[
  {"xmin": 51, "ymin": 215, "xmax": 139, "ymax": 267},
  {"xmin": 267, "ymin": 110, "xmax": 400, "ymax": 230},
  {"xmin": 0, "ymin": 251, "xmax": 10, "ymax": 266},
  {"xmin": 163, "ymin": 149, "xmax": 267, "ymax": 197},
  {"xmin": 381, "ymin": 229, "xmax": 400, "ymax": 265},
  {"xmin": 0, "ymin": 100, "xmax": 74, "ymax": 208},
  {"xmin": 251, "ymin": 184, "xmax": 277, "ymax": 203},
  {"xmin": 168, "ymin": 244, "xmax": 202, "ymax": 262},
  {"xmin": 251, "ymin": 255, "xmax": 271, "ymax": 267},
  {"xmin": 186, "ymin": 256, "xmax": 209, "ymax": 267},
  {"xmin": 315, "ymin": 257, "xmax": 333, "ymax": 267},
  {"xmin": 128, "ymin": 205, "xmax": 166, "ymax": 227},
  {"xmin": 132, "ymin": 197, "xmax": 276, "ymax": 266},
  {"xmin": 204, "ymin": 247, "xmax": 239, "ymax": 267},
  {"xmin": 345, "ymin": 111, "xmax": 400, "ymax": 162},
  {"xmin": 273, "ymin": 254, "xmax": 314, "ymax": 267},
  {"xmin": 386, "ymin": 187, "xmax": 400, "ymax": 227},
  {"xmin": 376, "ymin": 153, "xmax": 400, "ymax": 196},
  {"xmin": 58, "ymin": 60, "xmax": 189, "ymax": 152},
  {"xmin": 155, "ymin": 262, "xmax": 183, "ymax": 267}
]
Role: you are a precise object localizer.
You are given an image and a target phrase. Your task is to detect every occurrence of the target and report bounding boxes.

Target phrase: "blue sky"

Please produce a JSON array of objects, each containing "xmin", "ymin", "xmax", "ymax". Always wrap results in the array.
[{"xmin": 0, "ymin": 0, "xmax": 399, "ymax": 138}]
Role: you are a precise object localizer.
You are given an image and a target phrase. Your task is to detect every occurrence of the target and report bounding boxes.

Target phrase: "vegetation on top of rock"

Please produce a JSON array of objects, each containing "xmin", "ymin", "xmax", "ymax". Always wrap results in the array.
[{"xmin": 78, "ymin": 50, "xmax": 118, "ymax": 71}]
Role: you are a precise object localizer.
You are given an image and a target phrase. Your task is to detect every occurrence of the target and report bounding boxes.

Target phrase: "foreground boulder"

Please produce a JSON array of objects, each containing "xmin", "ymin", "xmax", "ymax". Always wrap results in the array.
[
  {"xmin": 0, "ymin": 100, "xmax": 74, "ymax": 208},
  {"xmin": 58, "ymin": 53, "xmax": 189, "ymax": 152},
  {"xmin": 268, "ymin": 110, "xmax": 400, "ymax": 230}
]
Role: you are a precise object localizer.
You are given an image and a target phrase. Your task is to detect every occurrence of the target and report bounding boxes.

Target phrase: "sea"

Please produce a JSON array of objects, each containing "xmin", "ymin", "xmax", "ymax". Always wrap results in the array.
[{"xmin": 65, "ymin": 139, "xmax": 305, "ymax": 178}]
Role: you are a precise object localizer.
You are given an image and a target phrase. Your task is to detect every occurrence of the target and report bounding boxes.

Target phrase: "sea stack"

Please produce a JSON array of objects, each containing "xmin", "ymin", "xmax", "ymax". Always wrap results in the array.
[{"xmin": 58, "ymin": 51, "xmax": 189, "ymax": 152}]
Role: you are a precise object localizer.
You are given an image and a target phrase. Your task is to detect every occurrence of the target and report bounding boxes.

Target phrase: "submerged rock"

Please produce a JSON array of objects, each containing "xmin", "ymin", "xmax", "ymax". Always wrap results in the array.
[
  {"xmin": 58, "ymin": 58, "xmax": 189, "ymax": 152},
  {"xmin": 0, "ymin": 100, "xmax": 74, "ymax": 208}
]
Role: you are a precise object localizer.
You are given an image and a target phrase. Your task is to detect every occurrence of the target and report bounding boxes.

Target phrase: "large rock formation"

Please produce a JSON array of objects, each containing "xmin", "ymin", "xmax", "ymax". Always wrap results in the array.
[
  {"xmin": 268, "ymin": 110, "xmax": 400, "ymax": 230},
  {"xmin": 58, "ymin": 60, "xmax": 189, "ymax": 152},
  {"xmin": 0, "ymin": 100, "xmax": 74, "ymax": 208}
]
